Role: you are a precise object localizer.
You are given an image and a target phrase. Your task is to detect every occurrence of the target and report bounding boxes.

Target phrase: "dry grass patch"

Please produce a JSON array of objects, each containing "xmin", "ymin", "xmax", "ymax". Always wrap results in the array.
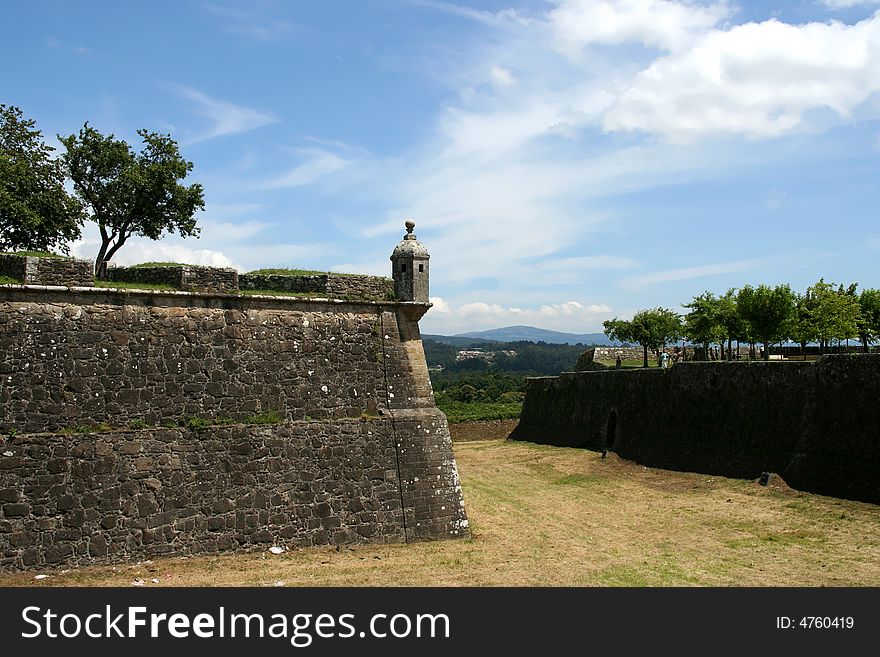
[{"xmin": 2, "ymin": 436, "xmax": 879, "ymax": 587}]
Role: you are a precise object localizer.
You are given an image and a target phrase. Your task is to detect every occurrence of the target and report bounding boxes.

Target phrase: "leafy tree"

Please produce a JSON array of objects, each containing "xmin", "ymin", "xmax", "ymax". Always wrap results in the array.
[
  {"xmin": 683, "ymin": 292, "xmax": 725, "ymax": 360},
  {"xmin": 807, "ymin": 279, "xmax": 861, "ymax": 352},
  {"xmin": 59, "ymin": 124, "xmax": 204, "ymax": 275},
  {"xmin": 0, "ymin": 105, "xmax": 84, "ymax": 253},
  {"xmin": 457, "ymin": 384, "xmax": 477, "ymax": 403},
  {"xmin": 790, "ymin": 291, "xmax": 818, "ymax": 359},
  {"xmin": 717, "ymin": 289, "xmax": 742, "ymax": 359},
  {"xmin": 602, "ymin": 318, "xmax": 634, "ymax": 346},
  {"xmin": 604, "ymin": 308, "xmax": 683, "ymax": 368},
  {"xmin": 736, "ymin": 284, "xmax": 796, "ymax": 360},
  {"xmin": 858, "ymin": 288, "xmax": 880, "ymax": 352}
]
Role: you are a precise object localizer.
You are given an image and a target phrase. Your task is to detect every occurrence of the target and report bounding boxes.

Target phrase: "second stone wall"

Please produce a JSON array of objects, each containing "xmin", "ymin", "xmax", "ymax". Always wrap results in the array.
[
  {"xmin": 0, "ymin": 254, "xmax": 93, "ymax": 287},
  {"xmin": 106, "ymin": 265, "xmax": 239, "ymax": 291},
  {"xmin": 239, "ymin": 273, "xmax": 395, "ymax": 301},
  {"xmin": 510, "ymin": 356, "xmax": 880, "ymax": 504}
]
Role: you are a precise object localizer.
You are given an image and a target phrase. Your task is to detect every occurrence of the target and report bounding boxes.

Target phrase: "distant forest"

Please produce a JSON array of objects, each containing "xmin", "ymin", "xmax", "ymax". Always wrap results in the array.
[{"xmin": 423, "ymin": 339, "xmax": 584, "ymax": 376}]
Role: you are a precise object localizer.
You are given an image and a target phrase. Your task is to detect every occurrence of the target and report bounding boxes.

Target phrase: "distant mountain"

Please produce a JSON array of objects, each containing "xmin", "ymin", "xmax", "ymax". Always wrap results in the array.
[{"xmin": 443, "ymin": 325, "xmax": 618, "ymax": 346}]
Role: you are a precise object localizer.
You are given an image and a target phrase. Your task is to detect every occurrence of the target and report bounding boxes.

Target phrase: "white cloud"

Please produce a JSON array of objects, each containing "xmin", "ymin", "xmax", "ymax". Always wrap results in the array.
[
  {"xmin": 412, "ymin": 0, "xmax": 532, "ymax": 28},
  {"xmin": 205, "ymin": 220, "xmax": 271, "ymax": 241},
  {"xmin": 490, "ymin": 65, "xmax": 516, "ymax": 87},
  {"xmin": 266, "ymin": 150, "xmax": 349, "ymax": 188},
  {"xmin": 175, "ymin": 85, "xmax": 278, "ymax": 142},
  {"xmin": 423, "ymin": 297, "xmax": 613, "ymax": 333},
  {"xmin": 603, "ymin": 13, "xmax": 880, "ymax": 140},
  {"xmin": 69, "ymin": 233, "xmax": 239, "ymax": 270},
  {"xmin": 822, "ymin": 1, "xmax": 880, "ymax": 9},
  {"xmin": 429, "ymin": 296, "xmax": 451, "ymax": 314},
  {"xmin": 549, "ymin": 0, "xmax": 731, "ymax": 55}
]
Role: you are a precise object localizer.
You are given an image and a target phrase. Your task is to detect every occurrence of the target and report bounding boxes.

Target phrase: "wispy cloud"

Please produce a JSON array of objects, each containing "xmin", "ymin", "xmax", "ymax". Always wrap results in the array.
[
  {"xmin": 621, "ymin": 258, "xmax": 773, "ymax": 290},
  {"xmin": 410, "ymin": 0, "xmax": 532, "ymax": 28},
  {"xmin": 489, "ymin": 65, "xmax": 516, "ymax": 87},
  {"xmin": 619, "ymin": 250, "xmax": 829, "ymax": 290},
  {"xmin": 46, "ymin": 36, "xmax": 93, "ymax": 56},
  {"xmin": 265, "ymin": 150, "xmax": 349, "ymax": 189},
  {"xmin": 533, "ymin": 255, "xmax": 641, "ymax": 271},
  {"xmin": 174, "ymin": 85, "xmax": 278, "ymax": 142},
  {"xmin": 202, "ymin": 1, "xmax": 296, "ymax": 40}
]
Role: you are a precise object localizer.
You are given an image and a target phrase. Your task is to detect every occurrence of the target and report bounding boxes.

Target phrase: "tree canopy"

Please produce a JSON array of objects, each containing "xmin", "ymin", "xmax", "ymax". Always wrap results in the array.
[
  {"xmin": 59, "ymin": 124, "xmax": 204, "ymax": 274},
  {"xmin": 684, "ymin": 292, "xmax": 725, "ymax": 356},
  {"xmin": 604, "ymin": 308, "xmax": 683, "ymax": 367},
  {"xmin": 0, "ymin": 105, "xmax": 84, "ymax": 253},
  {"xmin": 858, "ymin": 289, "xmax": 880, "ymax": 352},
  {"xmin": 807, "ymin": 280, "xmax": 861, "ymax": 352},
  {"xmin": 736, "ymin": 284, "xmax": 796, "ymax": 360}
]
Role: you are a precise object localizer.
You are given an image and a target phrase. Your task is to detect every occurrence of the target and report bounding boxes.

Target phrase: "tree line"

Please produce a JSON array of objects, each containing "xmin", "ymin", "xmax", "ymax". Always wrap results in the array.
[
  {"xmin": 423, "ymin": 338, "xmax": 585, "ymax": 375},
  {"xmin": 0, "ymin": 104, "xmax": 204, "ymax": 274},
  {"xmin": 604, "ymin": 282, "xmax": 880, "ymax": 366}
]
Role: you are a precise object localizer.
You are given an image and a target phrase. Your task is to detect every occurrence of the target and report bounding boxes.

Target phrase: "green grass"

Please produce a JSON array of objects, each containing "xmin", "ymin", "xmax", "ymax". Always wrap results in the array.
[
  {"xmin": 0, "ymin": 275, "xmax": 23, "ymax": 285},
  {"xmin": 60, "ymin": 422, "xmax": 113, "ymax": 434},
  {"xmin": 94, "ymin": 280, "xmax": 177, "ymax": 291},
  {"xmin": 239, "ymin": 288, "xmax": 318, "ymax": 298},
  {"xmin": 129, "ymin": 261, "xmax": 188, "ymax": 268},
  {"xmin": 245, "ymin": 410, "xmax": 284, "ymax": 425},
  {"xmin": 161, "ymin": 413, "xmax": 286, "ymax": 430},
  {"xmin": 437, "ymin": 400, "xmax": 522, "ymax": 424},
  {"xmin": 181, "ymin": 416, "xmax": 237, "ymax": 430},
  {"xmin": 0, "ymin": 250, "xmax": 64, "ymax": 258},
  {"xmin": 246, "ymin": 268, "xmax": 359, "ymax": 277}
]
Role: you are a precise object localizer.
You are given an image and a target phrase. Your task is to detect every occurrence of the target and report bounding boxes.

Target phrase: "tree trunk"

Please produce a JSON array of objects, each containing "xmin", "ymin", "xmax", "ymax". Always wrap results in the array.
[
  {"xmin": 642, "ymin": 344, "xmax": 648, "ymax": 368},
  {"xmin": 94, "ymin": 242, "xmax": 109, "ymax": 279},
  {"xmin": 763, "ymin": 339, "xmax": 770, "ymax": 361},
  {"xmin": 861, "ymin": 332, "xmax": 869, "ymax": 353}
]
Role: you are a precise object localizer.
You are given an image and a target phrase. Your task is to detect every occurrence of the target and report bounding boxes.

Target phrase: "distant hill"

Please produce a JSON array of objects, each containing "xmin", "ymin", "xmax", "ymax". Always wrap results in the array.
[{"xmin": 438, "ymin": 325, "xmax": 618, "ymax": 346}]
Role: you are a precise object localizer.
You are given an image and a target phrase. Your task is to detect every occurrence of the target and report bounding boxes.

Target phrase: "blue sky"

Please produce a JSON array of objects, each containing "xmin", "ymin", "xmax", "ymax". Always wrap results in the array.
[{"xmin": 3, "ymin": 0, "xmax": 880, "ymax": 334}]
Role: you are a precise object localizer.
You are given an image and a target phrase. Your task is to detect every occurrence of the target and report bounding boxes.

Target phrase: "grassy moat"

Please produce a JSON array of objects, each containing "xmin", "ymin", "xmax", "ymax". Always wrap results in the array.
[{"xmin": 3, "ymin": 423, "xmax": 877, "ymax": 587}]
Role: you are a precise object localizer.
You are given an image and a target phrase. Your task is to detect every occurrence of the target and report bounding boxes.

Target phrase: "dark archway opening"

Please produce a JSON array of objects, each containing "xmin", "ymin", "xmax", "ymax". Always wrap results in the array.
[{"xmin": 605, "ymin": 410, "xmax": 618, "ymax": 451}]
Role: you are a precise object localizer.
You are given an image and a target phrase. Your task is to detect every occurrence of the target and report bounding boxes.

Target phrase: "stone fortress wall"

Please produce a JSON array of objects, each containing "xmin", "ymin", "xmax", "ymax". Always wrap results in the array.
[
  {"xmin": 511, "ymin": 356, "xmax": 880, "ymax": 504},
  {"xmin": 104, "ymin": 264, "xmax": 395, "ymax": 299},
  {"xmin": 0, "ymin": 253, "xmax": 93, "ymax": 287},
  {"xmin": 0, "ymin": 224, "xmax": 468, "ymax": 570},
  {"xmin": 238, "ymin": 272, "xmax": 395, "ymax": 301},
  {"xmin": 105, "ymin": 263, "xmax": 240, "ymax": 292}
]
